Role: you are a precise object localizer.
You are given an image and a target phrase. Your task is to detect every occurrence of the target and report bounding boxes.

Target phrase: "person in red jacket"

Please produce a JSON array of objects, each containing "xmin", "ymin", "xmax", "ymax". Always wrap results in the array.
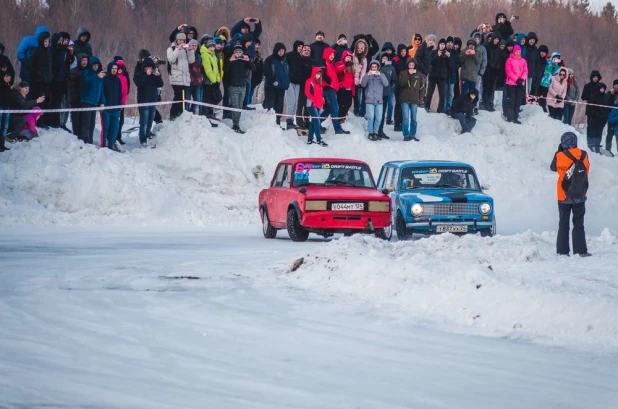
[
  {"xmin": 504, "ymin": 44, "xmax": 528, "ymax": 123},
  {"xmin": 336, "ymin": 50, "xmax": 355, "ymax": 123},
  {"xmin": 320, "ymin": 47, "xmax": 349, "ymax": 134},
  {"xmin": 305, "ymin": 67, "xmax": 328, "ymax": 146}
]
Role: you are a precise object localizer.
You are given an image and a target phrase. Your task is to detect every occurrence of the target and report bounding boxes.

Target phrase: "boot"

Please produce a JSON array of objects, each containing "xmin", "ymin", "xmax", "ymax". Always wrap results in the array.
[{"xmin": 117, "ymin": 135, "xmax": 126, "ymax": 145}]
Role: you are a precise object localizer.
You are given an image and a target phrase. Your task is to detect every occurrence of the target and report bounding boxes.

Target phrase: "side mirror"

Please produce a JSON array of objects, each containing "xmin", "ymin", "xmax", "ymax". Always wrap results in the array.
[
  {"xmin": 299, "ymin": 187, "xmax": 307, "ymax": 194},
  {"xmin": 481, "ymin": 184, "xmax": 490, "ymax": 191},
  {"xmin": 381, "ymin": 188, "xmax": 390, "ymax": 195}
]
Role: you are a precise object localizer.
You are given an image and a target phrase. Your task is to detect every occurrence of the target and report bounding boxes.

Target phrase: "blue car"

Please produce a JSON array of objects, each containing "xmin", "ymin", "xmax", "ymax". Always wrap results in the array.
[{"xmin": 376, "ymin": 160, "xmax": 496, "ymax": 239}]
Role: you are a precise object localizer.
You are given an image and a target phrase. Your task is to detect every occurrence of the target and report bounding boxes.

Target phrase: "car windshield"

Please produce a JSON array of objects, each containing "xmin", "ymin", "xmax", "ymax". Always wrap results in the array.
[
  {"xmin": 399, "ymin": 166, "xmax": 480, "ymax": 190},
  {"xmin": 292, "ymin": 161, "xmax": 376, "ymax": 188}
]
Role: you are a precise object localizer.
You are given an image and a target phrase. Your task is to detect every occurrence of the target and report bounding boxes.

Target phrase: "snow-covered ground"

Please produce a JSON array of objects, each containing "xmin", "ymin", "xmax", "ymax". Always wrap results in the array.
[{"xmin": 1, "ymin": 105, "xmax": 618, "ymax": 407}]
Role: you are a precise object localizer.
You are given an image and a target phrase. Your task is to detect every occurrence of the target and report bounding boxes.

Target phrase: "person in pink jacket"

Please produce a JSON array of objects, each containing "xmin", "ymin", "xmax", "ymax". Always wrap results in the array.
[
  {"xmin": 353, "ymin": 39, "xmax": 368, "ymax": 117},
  {"xmin": 504, "ymin": 44, "xmax": 528, "ymax": 124},
  {"xmin": 115, "ymin": 59, "xmax": 130, "ymax": 145},
  {"xmin": 19, "ymin": 106, "xmax": 42, "ymax": 140},
  {"xmin": 547, "ymin": 67, "xmax": 568, "ymax": 120}
]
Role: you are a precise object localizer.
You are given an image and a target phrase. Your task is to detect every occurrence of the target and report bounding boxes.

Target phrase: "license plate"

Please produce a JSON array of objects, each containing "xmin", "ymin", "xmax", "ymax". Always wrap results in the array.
[
  {"xmin": 436, "ymin": 225, "xmax": 468, "ymax": 233},
  {"xmin": 332, "ymin": 202, "xmax": 364, "ymax": 211}
]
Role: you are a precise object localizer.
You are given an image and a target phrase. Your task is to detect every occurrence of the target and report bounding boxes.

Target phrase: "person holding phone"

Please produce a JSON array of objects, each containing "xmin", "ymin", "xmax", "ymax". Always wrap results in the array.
[
  {"xmin": 361, "ymin": 60, "xmax": 389, "ymax": 141},
  {"xmin": 167, "ymin": 32, "xmax": 195, "ymax": 120},
  {"xmin": 226, "ymin": 45, "xmax": 255, "ymax": 134},
  {"xmin": 230, "ymin": 17, "xmax": 262, "ymax": 60},
  {"xmin": 492, "ymin": 12, "xmax": 515, "ymax": 40}
]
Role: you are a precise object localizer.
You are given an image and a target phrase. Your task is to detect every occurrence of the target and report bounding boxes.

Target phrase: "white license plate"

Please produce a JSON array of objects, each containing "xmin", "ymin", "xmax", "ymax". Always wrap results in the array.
[
  {"xmin": 332, "ymin": 202, "xmax": 364, "ymax": 211},
  {"xmin": 436, "ymin": 225, "xmax": 468, "ymax": 233}
]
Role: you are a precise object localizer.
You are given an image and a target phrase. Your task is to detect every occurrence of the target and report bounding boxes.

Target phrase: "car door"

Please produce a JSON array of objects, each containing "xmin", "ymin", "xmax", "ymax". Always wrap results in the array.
[
  {"xmin": 275, "ymin": 164, "xmax": 293, "ymax": 225},
  {"xmin": 269, "ymin": 164, "xmax": 287, "ymax": 225}
]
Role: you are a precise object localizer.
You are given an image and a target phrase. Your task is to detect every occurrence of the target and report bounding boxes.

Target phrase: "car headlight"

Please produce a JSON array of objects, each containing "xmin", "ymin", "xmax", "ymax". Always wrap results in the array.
[
  {"xmin": 411, "ymin": 203, "xmax": 424, "ymax": 216},
  {"xmin": 479, "ymin": 202, "xmax": 492, "ymax": 215},
  {"xmin": 368, "ymin": 201, "xmax": 389, "ymax": 212},
  {"xmin": 305, "ymin": 200, "xmax": 327, "ymax": 211}
]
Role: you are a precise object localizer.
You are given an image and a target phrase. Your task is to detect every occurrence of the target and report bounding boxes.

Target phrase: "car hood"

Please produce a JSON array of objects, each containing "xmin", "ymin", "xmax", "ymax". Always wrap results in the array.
[
  {"xmin": 303, "ymin": 186, "xmax": 388, "ymax": 201},
  {"xmin": 399, "ymin": 189, "xmax": 492, "ymax": 203}
]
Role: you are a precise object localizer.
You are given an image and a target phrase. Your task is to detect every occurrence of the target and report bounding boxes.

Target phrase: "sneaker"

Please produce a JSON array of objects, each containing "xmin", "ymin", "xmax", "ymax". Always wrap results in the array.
[
  {"xmin": 307, "ymin": 140, "xmax": 315, "ymax": 145},
  {"xmin": 368, "ymin": 133, "xmax": 378, "ymax": 141},
  {"xmin": 386, "ymin": 119, "xmax": 394, "ymax": 125},
  {"xmin": 141, "ymin": 142, "xmax": 149, "ymax": 148},
  {"xmin": 117, "ymin": 137, "xmax": 126, "ymax": 145},
  {"xmin": 487, "ymin": 107, "xmax": 496, "ymax": 112},
  {"xmin": 403, "ymin": 137, "xmax": 411, "ymax": 142},
  {"xmin": 243, "ymin": 105, "xmax": 256, "ymax": 110},
  {"xmin": 473, "ymin": 108, "xmax": 479, "ymax": 115},
  {"xmin": 112, "ymin": 144, "xmax": 122, "ymax": 153},
  {"xmin": 578, "ymin": 252, "xmax": 592, "ymax": 257},
  {"xmin": 232, "ymin": 126, "xmax": 245, "ymax": 134},
  {"xmin": 513, "ymin": 119, "xmax": 522, "ymax": 124},
  {"xmin": 317, "ymin": 140, "xmax": 328, "ymax": 146},
  {"xmin": 335, "ymin": 130, "xmax": 351, "ymax": 135},
  {"xmin": 411, "ymin": 136, "xmax": 420, "ymax": 142},
  {"xmin": 320, "ymin": 126, "xmax": 327, "ymax": 132},
  {"xmin": 393, "ymin": 126, "xmax": 402, "ymax": 132},
  {"xmin": 378, "ymin": 131, "xmax": 389, "ymax": 140}
]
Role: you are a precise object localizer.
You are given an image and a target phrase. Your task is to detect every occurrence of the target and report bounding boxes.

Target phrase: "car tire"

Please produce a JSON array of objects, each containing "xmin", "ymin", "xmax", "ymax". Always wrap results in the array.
[
  {"xmin": 395, "ymin": 211, "xmax": 410, "ymax": 240},
  {"xmin": 374, "ymin": 227, "xmax": 391, "ymax": 241},
  {"xmin": 287, "ymin": 208, "xmax": 309, "ymax": 242},
  {"xmin": 262, "ymin": 208, "xmax": 277, "ymax": 239},
  {"xmin": 481, "ymin": 221, "xmax": 497, "ymax": 237}
]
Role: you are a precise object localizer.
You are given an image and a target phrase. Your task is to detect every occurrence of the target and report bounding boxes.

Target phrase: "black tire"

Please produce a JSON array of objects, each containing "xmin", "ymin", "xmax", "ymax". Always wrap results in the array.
[
  {"xmin": 374, "ymin": 227, "xmax": 391, "ymax": 241},
  {"xmin": 261, "ymin": 208, "xmax": 277, "ymax": 239},
  {"xmin": 481, "ymin": 221, "xmax": 497, "ymax": 237},
  {"xmin": 287, "ymin": 208, "xmax": 309, "ymax": 242},
  {"xmin": 395, "ymin": 211, "xmax": 410, "ymax": 240}
]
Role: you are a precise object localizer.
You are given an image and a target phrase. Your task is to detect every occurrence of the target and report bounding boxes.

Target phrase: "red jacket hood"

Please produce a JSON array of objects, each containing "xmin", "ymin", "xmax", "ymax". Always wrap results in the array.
[
  {"xmin": 310, "ymin": 66, "xmax": 322, "ymax": 77},
  {"xmin": 341, "ymin": 50, "xmax": 353, "ymax": 61},
  {"xmin": 322, "ymin": 47, "xmax": 336, "ymax": 61}
]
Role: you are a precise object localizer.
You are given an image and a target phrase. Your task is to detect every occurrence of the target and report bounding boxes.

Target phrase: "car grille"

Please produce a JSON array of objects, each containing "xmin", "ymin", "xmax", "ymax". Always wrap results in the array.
[{"xmin": 423, "ymin": 203, "xmax": 480, "ymax": 216}]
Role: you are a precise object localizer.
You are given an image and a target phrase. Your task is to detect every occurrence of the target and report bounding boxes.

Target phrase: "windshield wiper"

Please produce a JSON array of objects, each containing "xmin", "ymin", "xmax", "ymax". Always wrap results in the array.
[
  {"xmin": 431, "ymin": 183, "xmax": 462, "ymax": 189},
  {"xmin": 324, "ymin": 180, "xmax": 358, "ymax": 187}
]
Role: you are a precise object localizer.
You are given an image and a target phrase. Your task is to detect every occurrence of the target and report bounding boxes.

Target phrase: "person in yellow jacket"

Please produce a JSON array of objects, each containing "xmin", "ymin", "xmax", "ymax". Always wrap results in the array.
[
  {"xmin": 200, "ymin": 39, "xmax": 221, "ymax": 119},
  {"xmin": 408, "ymin": 34, "xmax": 422, "ymax": 58}
]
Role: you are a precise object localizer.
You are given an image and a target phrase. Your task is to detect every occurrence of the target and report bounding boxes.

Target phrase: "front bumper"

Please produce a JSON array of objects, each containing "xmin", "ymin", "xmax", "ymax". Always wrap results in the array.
[
  {"xmin": 302, "ymin": 211, "xmax": 391, "ymax": 231},
  {"xmin": 406, "ymin": 220, "xmax": 495, "ymax": 232}
]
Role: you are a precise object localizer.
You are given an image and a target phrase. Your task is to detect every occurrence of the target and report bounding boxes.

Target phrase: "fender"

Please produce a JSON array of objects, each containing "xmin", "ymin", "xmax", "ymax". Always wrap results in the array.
[
  {"xmin": 260, "ymin": 201, "xmax": 268, "ymax": 215},
  {"xmin": 289, "ymin": 201, "xmax": 302, "ymax": 220}
]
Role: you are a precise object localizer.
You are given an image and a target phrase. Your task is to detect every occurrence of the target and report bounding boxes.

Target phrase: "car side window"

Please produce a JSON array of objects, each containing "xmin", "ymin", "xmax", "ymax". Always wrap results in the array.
[
  {"xmin": 273, "ymin": 165, "xmax": 286, "ymax": 187},
  {"xmin": 380, "ymin": 167, "xmax": 393, "ymax": 189},
  {"xmin": 282, "ymin": 165, "xmax": 292, "ymax": 188},
  {"xmin": 389, "ymin": 168, "xmax": 399, "ymax": 190}
]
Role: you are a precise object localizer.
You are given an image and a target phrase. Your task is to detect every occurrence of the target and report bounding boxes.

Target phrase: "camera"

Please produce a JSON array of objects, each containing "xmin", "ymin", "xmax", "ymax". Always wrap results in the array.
[{"xmin": 248, "ymin": 18, "xmax": 257, "ymax": 23}]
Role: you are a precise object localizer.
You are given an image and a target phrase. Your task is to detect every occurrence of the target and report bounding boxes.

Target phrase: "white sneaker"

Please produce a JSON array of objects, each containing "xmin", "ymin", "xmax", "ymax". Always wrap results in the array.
[{"xmin": 141, "ymin": 142, "xmax": 149, "ymax": 148}]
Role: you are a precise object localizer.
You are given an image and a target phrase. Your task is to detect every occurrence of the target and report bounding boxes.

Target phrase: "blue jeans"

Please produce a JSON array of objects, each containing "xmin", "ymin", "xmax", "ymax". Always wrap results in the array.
[
  {"xmin": 386, "ymin": 90, "xmax": 395, "ymax": 120},
  {"xmin": 321, "ymin": 88, "xmax": 343, "ymax": 133},
  {"xmin": 401, "ymin": 102, "xmax": 418, "ymax": 137},
  {"xmin": 138, "ymin": 106, "xmax": 156, "ymax": 144},
  {"xmin": 563, "ymin": 104, "xmax": 575, "ymax": 125},
  {"xmin": 245, "ymin": 80, "xmax": 254, "ymax": 107},
  {"xmin": 445, "ymin": 83, "xmax": 455, "ymax": 111},
  {"xmin": 102, "ymin": 110, "xmax": 121, "ymax": 149},
  {"xmin": 462, "ymin": 81, "xmax": 476, "ymax": 96},
  {"xmin": 354, "ymin": 86, "xmax": 365, "ymax": 116},
  {"xmin": 189, "ymin": 85, "xmax": 203, "ymax": 114},
  {"xmin": 307, "ymin": 106, "xmax": 322, "ymax": 143},
  {"xmin": 366, "ymin": 103, "xmax": 383, "ymax": 134},
  {"xmin": 453, "ymin": 112, "xmax": 476, "ymax": 133},
  {"xmin": 0, "ymin": 108, "xmax": 10, "ymax": 142}
]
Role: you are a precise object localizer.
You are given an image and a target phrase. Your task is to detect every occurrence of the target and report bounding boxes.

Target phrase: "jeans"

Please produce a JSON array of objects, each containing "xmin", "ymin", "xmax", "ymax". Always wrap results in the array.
[
  {"xmin": 557, "ymin": 201, "xmax": 587, "ymax": 255},
  {"xmin": 170, "ymin": 85, "xmax": 190, "ymax": 120},
  {"xmin": 452, "ymin": 112, "xmax": 476, "ymax": 133},
  {"xmin": 102, "ymin": 109, "xmax": 121, "ymax": 149},
  {"xmin": 386, "ymin": 90, "xmax": 395, "ymax": 120},
  {"xmin": 285, "ymin": 83, "xmax": 300, "ymax": 123},
  {"xmin": 0, "ymin": 109, "xmax": 10, "ymax": 143},
  {"xmin": 60, "ymin": 94, "xmax": 70, "ymax": 127},
  {"xmin": 401, "ymin": 102, "xmax": 418, "ymax": 138},
  {"xmin": 366, "ymin": 103, "xmax": 383, "ymax": 134},
  {"xmin": 378, "ymin": 94, "xmax": 390, "ymax": 133},
  {"xmin": 562, "ymin": 104, "xmax": 575, "ymax": 125},
  {"xmin": 307, "ymin": 106, "xmax": 322, "ymax": 143},
  {"xmin": 228, "ymin": 86, "xmax": 246, "ymax": 127},
  {"xmin": 245, "ymin": 81, "xmax": 255, "ymax": 107},
  {"xmin": 354, "ymin": 86, "xmax": 365, "ymax": 116},
  {"xmin": 138, "ymin": 106, "xmax": 156, "ymax": 144},
  {"xmin": 321, "ymin": 88, "xmax": 344, "ymax": 133},
  {"xmin": 476, "ymin": 74, "xmax": 483, "ymax": 104},
  {"xmin": 70, "ymin": 102, "xmax": 82, "ymax": 136},
  {"xmin": 586, "ymin": 123, "xmax": 603, "ymax": 152},
  {"xmin": 188, "ymin": 84, "xmax": 203, "ymax": 114},
  {"xmin": 80, "ymin": 104, "xmax": 97, "ymax": 144},
  {"xmin": 461, "ymin": 81, "xmax": 476, "ymax": 96},
  {"xmin": 445, "ymin": 83, "xmax": 455, "ymax": 111},
  {"xmin": 605, "ymin": 122, "xmax": 617, "ymax": 152}
]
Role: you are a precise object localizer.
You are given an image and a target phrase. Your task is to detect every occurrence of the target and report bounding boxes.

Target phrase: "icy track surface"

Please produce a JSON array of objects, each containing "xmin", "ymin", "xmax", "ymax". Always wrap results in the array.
[
  {"xmin": 1, "ymin": 228, "xmax": 618, "ymax": 409},
  {"xmin": 1, "ymin": 105, "xmax": 618, "ymax": 235}
]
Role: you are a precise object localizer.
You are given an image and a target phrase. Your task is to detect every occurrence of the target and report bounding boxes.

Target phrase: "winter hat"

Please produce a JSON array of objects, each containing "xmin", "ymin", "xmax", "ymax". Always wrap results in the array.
[
  {"xmin": 560, "ymin": 132, "xmax": 578, "ymax": 149},
  {"xmin": 233, "ymin": 44, "xmax": 244, "ymax": 53},
  {"xmin": 539, "ymin": 44, "xmax": 549, "ymax": 54},
  {"xmin": 315, "ymin": 30, "xmax": 325, "ymax": 37},
  {"xmin": 496, "ymin": 12, "xmax": 507, "ymax": 21},
  {"xmin": 499, "ymin": 40, "xmax": 506, "ymax": 47},
  {"xmin": 18, "ymin": 81, "xmax": 29, "ymax": 88},
  {"xmin": 472, "ymin": 31, "xmax": 482, "ymax": 39},
  {"xmin": 255, "ymin": 38, "xmax": 261, "ymax": 45},
  {"xmin": 513, "ymin": 45, "xmax": 522, "ymax": 53},
  {"xmin": 590, "ymin": 70, "xmax": 602, "ymax": 81},
  {"xmin": 206, "ymin": 39, "xmax": 216, "ymax": 48},
  {"xmin": 188, "ymin": 39, "xmax": 198, "ymax": 46},
  {"xmin": 142, "ymin": 57, "xmax": 155, "ymax": 69},
  {"xmin": 453, "ymin": 37, "xmax": 462, "ymax": 47},
  {"xmin": 68, "ymin": 40, "xmax": 74, "ymax": 46},
  {"xmin": 552, "ymin": 52, "xmax": 561, "ymax": 60},
  {"xmin": 466, "ymin": 39, "xmax": 476, "ymax": 47},
  {"xmin": 338, "ymin": 34, "xmax": 347, "ymax": 40},
  {"xmin": 380, "ymin": 52, "xmax": 391, "ymax": 62},
  {"xmin": 426, "ymin": 34, "xmax": 436, "ymax": 42},
  {"xmin": 214, "ymin": 36, "xmax": 223, "ymax": 45},
  {"xmin": 241, "ymin": 33, "xmax": 254, "ymax": 43},
  {"xmin": 613, "ymin": 79, "xmax": 618, "ymax": 86},
  {"xmin": 176, "ymin": 32, "xmax": 186, "ymax": 41},
  {"xmin": 438, "ymin": 38, "xmax": 446, "ymax": 46},
  {"xmin": 446, "ymin": 36, "xmax": 454, "ymax": 43},
  {"xmin": 369, "ymin": 59, "xmax": 380, "ymax": 69},
  {"xmin": 506, "ymin": 39, "xmax": 515, "ymax": 47}
]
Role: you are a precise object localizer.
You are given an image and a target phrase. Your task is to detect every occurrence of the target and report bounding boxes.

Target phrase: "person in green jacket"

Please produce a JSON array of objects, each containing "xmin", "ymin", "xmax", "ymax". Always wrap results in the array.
[
  {"xmin": 538, "ymin": 51, "xmax": 561, "ymax": 112},
  {"xmin": 200, "ymin": 39, "xmax": 221, "ymax": 119}
]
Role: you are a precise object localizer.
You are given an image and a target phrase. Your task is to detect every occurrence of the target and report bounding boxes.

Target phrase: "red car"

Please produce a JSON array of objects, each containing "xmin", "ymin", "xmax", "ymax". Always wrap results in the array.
[{"xmin": 258, "ymin": 158, "xmax": 392, "ymax": 241}]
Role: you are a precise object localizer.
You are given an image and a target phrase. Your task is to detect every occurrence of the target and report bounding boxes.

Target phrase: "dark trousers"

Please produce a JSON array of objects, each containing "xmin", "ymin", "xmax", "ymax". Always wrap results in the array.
[
  {"xmin": 170, "ymin": 85, "xmax": 189, "ymax": 120},
  {"xmin": 606, "ymin": 122, "xmax": 617, "ymax": 152},
  {"xmin": 31, "ymin": 81, "xmax": 50, "ymax": 126},
  {"xmin": 296, "ymin": 86, "xmax": 310, "ymax": 127},
  {"xmin": 557, "ymin": 202, "xmax": 587, "ymax": 255},
  {"xmin": 425, "ymin": 78, "xmax": 446, "ymax": 113},
  {"xmin": 337, "ymin": 89, "xmax": 353, "ymax": 121},
  {"xmin": 452, "ymin": 112, "xmax": 476, "ymax": 133},
  {"xmin": 548, "ymin": 106, "xmax": 563, "ymax": 120},
  {"xmin": 394, "ymin": 88, "xmax": 402, "ymax": 127},
  {"xmin": 538, "ymin": 86, "xmax": 549, "ymax": 112},
  {"xmin": 117, "ymin": 109, "xmax": 125, "ymax": 141},
  {"xmin": 270, "ymin": 88, "xmax": 285, "ymax": 125},
  {"xmin": 48, "ymin": 81, "xmax": 66, "ymax": 128},
  {"xmin": 80, "ymin": 104, "xmax": 96, "ymax": 144},
  {"xmin": 320, "ymin": 88, "xmax": 344, "ymax": 133},
  {"xmin": 482, "ymin": 68, "xmax": 497, "ymax": 109},
  {"xmin": 6, "ymin": 115, "xmax": 25, "ymax": 139},
  {"xmin": 378, "ymin": 94, "xmax": 390, "ymax": 133},
  {"xmin": 506, "ymin": 85, "xmax": 524, "ymax": 121},
  {"xmin": 70, "ymin": 101, "xmax": 82, "ymax": 136}
]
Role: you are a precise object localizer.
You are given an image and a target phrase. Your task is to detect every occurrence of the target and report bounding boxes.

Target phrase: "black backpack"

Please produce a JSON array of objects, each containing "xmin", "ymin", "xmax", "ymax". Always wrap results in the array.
[{"xmin": 561, "ymin": 150, "xmax": 588, "ymax": 199}]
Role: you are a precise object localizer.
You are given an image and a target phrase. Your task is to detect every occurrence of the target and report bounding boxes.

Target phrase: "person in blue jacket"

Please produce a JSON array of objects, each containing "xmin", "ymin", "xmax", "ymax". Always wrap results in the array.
[
  {"xmin": 133, "ymin": 58, "xmax": 163, "ymax": 147},
  {"xmin": 79, "ymin": 56, "xmax": 105, "ymax": 144},
  {"xmin": 230, "ymin": 18, "xmax": 262, "ymax": 59},
  {"xmin": 263, "ymin": 42, "xmax": 290, "ymax": 127},
  {"xmin": 16, "ymin": 25, "xmax": 50, "ymax": 82}
]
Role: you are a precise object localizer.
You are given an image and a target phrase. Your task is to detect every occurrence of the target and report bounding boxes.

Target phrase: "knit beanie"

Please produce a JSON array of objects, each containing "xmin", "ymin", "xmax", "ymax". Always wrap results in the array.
[
  {"xmin": 176, "ymin": 33, "xmax": 186, "ymax": 41},
  {"xmin": 561, "ymin": 132, "xmax": 578, "ymax": 149},
  {"xmin": 206, "ymin": 39, "xmax": 216, "ymax": 48},
  {"xmin": 188, "ymin": 39, "xmax": 198, "ymax": 46},
  {"xmin": 446, "ymin": 36, "xmax": 454, "ymax": 43},
  {"xmin": 614, "ymin": 79, "xmax": 618, "ymax": 86}
]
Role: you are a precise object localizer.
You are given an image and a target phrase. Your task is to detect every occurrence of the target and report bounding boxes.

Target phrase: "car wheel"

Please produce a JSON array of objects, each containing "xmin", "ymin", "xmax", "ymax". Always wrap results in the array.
[
  {"xmin": 374, "ymin": 227, "xmax": 391, "ymax": 241},
  {"xmin": 261, "ymin": 208, "xmax": 277, "ymax": 239},
  {"xmin": 395, "ymin": 211, "xmax": 410, "ymax": 240},
  {"xmin": 481, "ymin": 221, "xmax": 497, "ymax": 237},
  {"xmin": 287, "ymin": 208, "xmax": 309, "ymax": 242}
]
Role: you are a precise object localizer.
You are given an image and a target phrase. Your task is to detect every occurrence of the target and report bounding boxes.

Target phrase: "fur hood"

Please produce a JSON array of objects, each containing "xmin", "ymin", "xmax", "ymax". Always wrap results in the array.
[{"xmin": 354, "ymin": 39, "xmax": 369, "ymax": 59}]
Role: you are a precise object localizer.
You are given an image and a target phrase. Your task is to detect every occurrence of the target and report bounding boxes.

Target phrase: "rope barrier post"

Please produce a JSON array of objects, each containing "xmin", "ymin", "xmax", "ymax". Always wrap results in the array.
[{"xmin": 182, "ymin": 89, "xmax": 186, "ymax": 113}]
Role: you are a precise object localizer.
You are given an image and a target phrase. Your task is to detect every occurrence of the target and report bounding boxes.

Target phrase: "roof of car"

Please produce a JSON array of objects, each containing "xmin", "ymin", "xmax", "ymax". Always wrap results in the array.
[
  {"xmin": 384, "ymin": 160, "xmax": 474, "ymax": 168},
  {"xmin": 280, "ymin": 158, "xmax": 369, "ymax": 164}
]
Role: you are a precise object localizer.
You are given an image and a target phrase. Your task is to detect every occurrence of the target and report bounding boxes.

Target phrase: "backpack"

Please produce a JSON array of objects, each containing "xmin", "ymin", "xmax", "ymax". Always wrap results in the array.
[{"xmin": 561, "ymin": 150, "xmax": 588, "ymax": 199}]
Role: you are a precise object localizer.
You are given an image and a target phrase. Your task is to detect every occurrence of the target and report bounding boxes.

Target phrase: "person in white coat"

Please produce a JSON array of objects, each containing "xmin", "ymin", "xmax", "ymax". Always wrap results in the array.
[{"xmin": 167, "ymin": 32, "xmax": 195, "ymax": 120}]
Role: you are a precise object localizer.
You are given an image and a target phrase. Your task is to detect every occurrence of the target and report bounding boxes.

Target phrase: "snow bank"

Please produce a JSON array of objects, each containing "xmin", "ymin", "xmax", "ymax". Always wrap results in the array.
[
  {"xmin": 1, "ymin": 105, "xmax": 618, "ymax": 233},
  {"xmin": 280, "ymin": 230, "xmax": 618, "ymax": 350}
]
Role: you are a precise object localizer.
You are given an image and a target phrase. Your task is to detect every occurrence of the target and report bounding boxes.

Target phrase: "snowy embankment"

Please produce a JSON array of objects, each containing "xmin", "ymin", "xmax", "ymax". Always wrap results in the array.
[
  {"xmin": 1, "ymin": 104, "xmax": 617, "ymax": 234},
  {"xmin": 279, "ymin": 230, "xmax": 618, "ymax": 351}
]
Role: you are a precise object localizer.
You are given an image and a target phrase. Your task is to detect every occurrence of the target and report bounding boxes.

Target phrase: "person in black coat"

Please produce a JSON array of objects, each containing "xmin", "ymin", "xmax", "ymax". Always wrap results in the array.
[
  {"xmin": 530, "ymin": 44, "xmax": 548, "ymax": 97},
  {"xmin": 49, "ymin": 32, "xmax": 70, "ymax": 128},
  {"xmin": 425, "ymin": 38, "xmax": 450, "ymax": 113},
  {"xmin": 73, "ymin": 27, "xmax": 93, "ymax": 57},
  {"xmin": 524, "ymin": 32, "xmax": 539, "ymax": 93},
  {"xmin": 28, "ymin": 31, "xmax": 53, "ymax": 126},
  {"xmin": 581, "ymin": 70, "xmax": 602, "ymax": 123},
  {"xmin": 332, "ymin": 34, "xmax": 350, "ymax": 63},
  {"xmin": 226, "ymin": 45, "xmax": 256, "ymax": 133},
  {"xmin": 492, "ymin": 13, "xmax": 515, "ymax": 40},
  {"xmin": 392, "ymin": 43, "xmax": 410, "ymax": 131},
  {"xmin": 0, "ymin": 66, "xmax": 13, "ymax": 151},
  {"xmin": 295, "ymin": 44, "xmax": 313, "ymax": 129},
  {"xmin": 6, "ymin": 82, "xmax": 44, "ymax": 143},
  {"xmin": 285, "ymin": 40, "xmax": 305, "ymax": 129},
  {"xmin": 310, "ymin": 31, "xmax": 328, "ymax": 66},
  {"xmin": 67, "ymin": 54, "xmax": 89, "ymax": 136},
  {"xmin": 586, "ymin": 82, "xmax": 609, "ymax": 153},
  {"xmin": 451, "ymin": 89, "xmax": 478, "ymax": 134},
  {"xmin": 482, "ymin": 33, "xmax": 501, "ymax": 111},
  {"xmin": 415, "ymin": 34, "xmax": 436, "ymax": 77},
  {"xmin": 133, "ymin": 57, "xmax": 164, "ymax": 145},
  {"xmin": 0, "ymin": 43, "xmax": 15, "ymax": 86}
]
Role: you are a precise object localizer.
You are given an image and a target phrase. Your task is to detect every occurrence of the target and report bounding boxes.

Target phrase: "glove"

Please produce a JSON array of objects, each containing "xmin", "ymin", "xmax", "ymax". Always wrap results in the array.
[
  {"xmin": 273, "ymin": 81, "xmax": 278, "ymax": 86},
  {"xmin": 345, "ymin": 61, "xmax": 353, "ymax": 67},
  {"xmin": 555, "ymin": 95, "xmax": 563, "ymax": 102},
  {"xmin": 516, "ymin": 78, "xmax": 524, "ymax": 87}
]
